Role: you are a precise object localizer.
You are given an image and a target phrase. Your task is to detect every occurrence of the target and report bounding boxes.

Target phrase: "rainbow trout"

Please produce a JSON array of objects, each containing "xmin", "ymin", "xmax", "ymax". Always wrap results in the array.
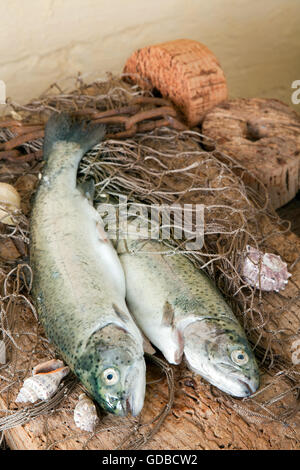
[
  {"xmin": 116, "ymin": 222, "xmax": 260, "ymax": 397},
  {"xmin": 30, "ymin": 114, "xmax": 146, "ymax": 416}
]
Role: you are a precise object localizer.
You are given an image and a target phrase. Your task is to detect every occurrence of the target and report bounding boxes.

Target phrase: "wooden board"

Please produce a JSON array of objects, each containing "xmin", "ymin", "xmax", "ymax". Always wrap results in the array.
[
  {"xmin": 278, "ymin": 195, "xmax": 300, "ymax": 236},
  {"xmin": 1, "ymin": 226, "xmax": 300, "ymax": 450}
]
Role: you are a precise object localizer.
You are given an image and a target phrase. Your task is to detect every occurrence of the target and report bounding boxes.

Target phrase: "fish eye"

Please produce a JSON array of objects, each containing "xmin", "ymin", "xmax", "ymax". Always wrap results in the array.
[
  {"xmin": 102, "ymin": 368, "xmax": 119, "ymax": 386},
  {"xmin": 231, "ymin": 349, "xmax": 249, "ymax": 366}
]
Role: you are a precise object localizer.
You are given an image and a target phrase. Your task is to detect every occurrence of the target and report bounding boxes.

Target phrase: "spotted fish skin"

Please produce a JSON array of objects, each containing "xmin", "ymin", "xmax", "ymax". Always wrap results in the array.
[
  {"xmin": 117, "ymin": 234, "xmax": 260, "ymax": 398},
  {"xmin": 30, "ymin": 114, "xmax": 146, "ymax": 416}
]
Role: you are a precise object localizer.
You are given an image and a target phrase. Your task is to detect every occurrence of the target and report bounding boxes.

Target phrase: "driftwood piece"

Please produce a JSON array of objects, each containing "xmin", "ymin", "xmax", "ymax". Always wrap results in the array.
[
  {"xmin": 1, "ymin": 231, "xmax": 300, "ymax": 450},
  {"xmin": 1, "ymin": 158, "xmax": 300, "ymax": 449},
  {"xmin": 124, "ymin": 39, "xmax": 228, "ymax": 127},
  {"xmin": 202, "ymin": 99, "xmax": 300, "ymax": 209}
]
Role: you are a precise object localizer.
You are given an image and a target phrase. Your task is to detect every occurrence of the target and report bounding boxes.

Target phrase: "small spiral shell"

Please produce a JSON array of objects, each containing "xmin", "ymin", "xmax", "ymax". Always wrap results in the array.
[
  {"xmin": 16, "ymin": 361, "xmax": 69, "ymax": 403},
  {"xmin": 241, "ymin": 245, "xmax": 291, "ymax": 292},
  {"xmin": 74, "ymin": 393, "xmax": 99, "ymax": 432}
]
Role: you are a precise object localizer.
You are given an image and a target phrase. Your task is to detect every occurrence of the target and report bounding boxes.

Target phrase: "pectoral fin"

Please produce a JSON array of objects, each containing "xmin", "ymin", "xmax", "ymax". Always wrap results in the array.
[
  {"xmin": 142, "ymin": 335, "xmax": 156, "ymax": 355},
  {"xmin": 161, "ymin": 301, "xmax": 175, "ymax": 328},
  {"xmin": 96, "ymin": 221, "xmax": 108, "ymax": 242}
]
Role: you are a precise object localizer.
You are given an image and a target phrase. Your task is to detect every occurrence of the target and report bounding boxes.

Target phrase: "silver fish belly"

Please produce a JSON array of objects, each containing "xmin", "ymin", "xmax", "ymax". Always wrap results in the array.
[
  {"xmin": 117, "ymin": 228, "xmax": 260, "ymax": 398},
  {"xmin": 30, "ymin": 114, "xmax": 146, "ymax": 416}
]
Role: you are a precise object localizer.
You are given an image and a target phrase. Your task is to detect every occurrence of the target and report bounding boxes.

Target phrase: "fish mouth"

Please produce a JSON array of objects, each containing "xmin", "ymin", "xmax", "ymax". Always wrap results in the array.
[
  {"xmin": 236, "ymin": 378, "xmax": 258, "ymax": 397},
  {"xmin": 125, "ymin": 383, "xmax": 145, "ymax": 417},
  {"xmin": 193, "ymin": 363, "xmax": 259, "ymax": 398},
  {"xmin": 102, "ymin": 394, "xmax": 126, "ymax": 416},
  {"xmin": 213, "ymin": 361, "xmax": 259, "ymax": 397},
  {"xmin": 126, "ymin": 397, "xmax": 131, "ymax": 415},
  {"xmin": 119, "ymin": 397, "xmax": 134, "ymax": 417},
  {"xmin": 101, "ymin": 395, "xmax": 135, "ymax": 417},
  {"xmin": 102, "ymin": 394, "xmax": 136, "ymax": 417},
  {"xmin": 122, "ymin": 395, "xmax": 139, "ymax": 417},
  {"xmin": 124, "ymin": 359, "xmax": 146, "ymax": 416},
  {"xmin": 209, "ymin": 377, "xmax": 258, "ymax": 398},
  {"xmin": 118, "ymin": 389, "xmax": 144, "ymax": 417}
]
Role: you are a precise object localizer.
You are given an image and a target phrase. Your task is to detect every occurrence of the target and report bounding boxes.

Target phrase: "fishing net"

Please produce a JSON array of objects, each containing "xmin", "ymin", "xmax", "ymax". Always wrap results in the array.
[{"xmin": 0, "ymin": 74, "xmax": 299, "ymax": 450}]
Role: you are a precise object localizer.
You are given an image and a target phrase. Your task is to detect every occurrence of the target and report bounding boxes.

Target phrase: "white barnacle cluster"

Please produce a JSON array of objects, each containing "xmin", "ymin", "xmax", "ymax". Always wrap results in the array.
[
  {"xmin": 241, "ymin": 245, "xmax": 291, "ymax": 292},
  {"xmin": 16, "ymin": 359, "xmax": 70, "ymax": 404},
  {"xmin": 73, "ymin": 393, "xmax": 99, "ymax": 432}
]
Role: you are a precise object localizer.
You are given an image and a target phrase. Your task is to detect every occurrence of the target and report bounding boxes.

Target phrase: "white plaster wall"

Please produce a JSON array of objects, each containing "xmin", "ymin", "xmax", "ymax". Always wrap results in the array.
[{"xmin": 0, "ymin": 0, "xmax": 299, "ymax": 108}]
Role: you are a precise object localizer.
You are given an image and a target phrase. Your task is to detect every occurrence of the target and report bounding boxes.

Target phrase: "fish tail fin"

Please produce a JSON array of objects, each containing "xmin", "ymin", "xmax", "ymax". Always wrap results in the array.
[{"xmin": 43, "ymin": 112, "xmax": 106, "ymax": 160}]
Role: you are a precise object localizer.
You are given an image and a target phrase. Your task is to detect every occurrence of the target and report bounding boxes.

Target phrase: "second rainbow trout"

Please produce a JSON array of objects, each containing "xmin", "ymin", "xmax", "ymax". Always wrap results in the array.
[{"xmin": 116, "ymin": 219, "xmax": 260, "ymax": 397}]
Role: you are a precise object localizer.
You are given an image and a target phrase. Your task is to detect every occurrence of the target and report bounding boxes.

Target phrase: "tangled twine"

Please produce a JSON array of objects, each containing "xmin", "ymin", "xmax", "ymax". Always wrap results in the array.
[{"xmin": 0, "ymin": 74, "xmax": 299, "ymax": 449}]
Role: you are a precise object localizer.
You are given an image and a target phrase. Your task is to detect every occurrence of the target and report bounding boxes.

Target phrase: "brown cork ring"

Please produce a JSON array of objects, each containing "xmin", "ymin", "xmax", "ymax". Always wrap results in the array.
[
  {"xmin": 202, "ymin": 98, "xmax": 300, "ymax": 209},
  {"xmin": 124, "ymin": 38, "xmax": 228, "ymax": 127}
]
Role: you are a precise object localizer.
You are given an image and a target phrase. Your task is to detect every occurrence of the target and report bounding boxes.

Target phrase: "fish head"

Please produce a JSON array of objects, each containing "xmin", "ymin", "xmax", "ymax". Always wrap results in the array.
[
  {"xmin": 182, "ymin": 318, "xmax": 260, "ymax": 397},
  {"xmin": 75, "ymin": 324, "xmax": 146, "ymax": 416}
]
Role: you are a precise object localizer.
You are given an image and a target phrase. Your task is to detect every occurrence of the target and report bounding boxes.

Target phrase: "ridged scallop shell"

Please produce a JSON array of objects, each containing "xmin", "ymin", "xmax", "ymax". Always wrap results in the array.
[
  {"xmin": 74, "ymin": 393, "xmax": 99, "ymax": 432},
  {"xmin": 16, "ymin": 362, "xmax": 69, "ymax": 403},
  {"xmin": 241, "ymin": 245, "xmax": 291, "ymax": 292},
  {"xmin": 0, "ymin": 182, "xmax": 21, "ymax": 225}
]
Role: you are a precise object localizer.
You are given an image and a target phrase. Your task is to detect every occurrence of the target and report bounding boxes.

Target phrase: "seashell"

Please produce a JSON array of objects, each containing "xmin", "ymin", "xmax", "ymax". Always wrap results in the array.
[
  {"xmin": 0, "ymin": 182, "xmax": 21, "ymax": 225},
  {"xmin": 16, "ymin": 364, "xmax": 69, "ymax": 403},
  {"xmin": 241, "ymin": 245, "xmax": 291, "ymax": 292},
  {"xmin": 32, "ymin": 358, "xmax": 65, "ymax": 375},
  {"xmin": 74, "ymin": 393, "xmax": 99, "ymax": 432}
]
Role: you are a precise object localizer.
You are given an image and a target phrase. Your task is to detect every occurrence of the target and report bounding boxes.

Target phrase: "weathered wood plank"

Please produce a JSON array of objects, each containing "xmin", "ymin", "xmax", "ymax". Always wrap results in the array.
[{"xmin": 1, "ymin": 224, "xmax": 300, "ymax": 450}]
